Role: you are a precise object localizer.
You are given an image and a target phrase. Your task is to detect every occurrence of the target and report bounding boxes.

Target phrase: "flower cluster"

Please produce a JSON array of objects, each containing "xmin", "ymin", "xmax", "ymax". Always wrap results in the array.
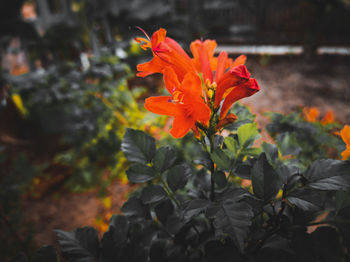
[{"xmin": 136, "ymin": 28, "xmax": 260, "ymax": 138}]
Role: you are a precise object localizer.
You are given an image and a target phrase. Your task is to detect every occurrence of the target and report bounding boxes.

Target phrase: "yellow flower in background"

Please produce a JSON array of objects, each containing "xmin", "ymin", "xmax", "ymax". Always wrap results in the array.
[
  {"xmin": 340, "ymin": 125, "xmax": 350, "ymax": 160},
  {"xmin": 12, "ymin": 93, "xmax": 28, "ymax": 117}
]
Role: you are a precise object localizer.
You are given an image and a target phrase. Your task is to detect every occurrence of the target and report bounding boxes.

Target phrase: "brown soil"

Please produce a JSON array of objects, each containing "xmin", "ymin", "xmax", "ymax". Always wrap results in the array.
[{"xmin": 19, "ymin": 55, "xmax": 350, "ymax": 249}]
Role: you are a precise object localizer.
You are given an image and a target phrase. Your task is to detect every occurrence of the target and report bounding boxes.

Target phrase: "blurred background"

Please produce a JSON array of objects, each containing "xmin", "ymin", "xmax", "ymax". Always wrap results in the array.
[{"xmin": 1, "ymin": 0, "xmax": 350, "ymax": 260}]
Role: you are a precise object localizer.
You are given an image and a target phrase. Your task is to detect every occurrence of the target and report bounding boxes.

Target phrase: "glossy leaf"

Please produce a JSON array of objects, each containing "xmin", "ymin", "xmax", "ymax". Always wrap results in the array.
[
  {"xmin": 121, "ymin": 128, "xmax": 156, "ymax": 163},
  {"xmin": 287, "ymin": 188, "xmax": 323, "ymax": 211},
  {"xmin": 251, "ymin": 153, "xmax": 282, "ymax": 202},
  {"xmin": 152, "ymin": 146, "xmax": 177, "ymax": 173},
  {"xmin": 166, "ymin": 164, "xmax": 191, "ymax": 191},
  {"xmin": 210, "ymin": 148, "xmax": 231, "ymax": 170},
  {"xmin": 141, "ymin": 185, "xmax": 167, "ymax": 204},
  {"xmin": 237, "ymin": 122, "xmax": 260, "ymax": 149},
  {"xmin": 55, "ymin": 227, "xmax": 99, "ymax": 262},
  {"xmin": 182, "ymin": 199, "xmax": 211, "ymax": 221},
  {"xmin": 121, "ymin": 197, "xmax": 150, "ymax": 219},
  {"xmin": 305, "ymin": 159, "xmax": 350, "ymax": 191},
  {"xmin": 126, "ymin": 163, "xmax": 157, "ymax": 183},
  {"xmin": 213, "ymin": 199, "xmax": 253, "ymax": 253}
]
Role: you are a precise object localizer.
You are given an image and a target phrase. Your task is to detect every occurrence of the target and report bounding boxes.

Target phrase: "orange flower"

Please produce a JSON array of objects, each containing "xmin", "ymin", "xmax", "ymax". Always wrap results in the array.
[
  {"xmin": 145, "ymin": 67, "xmax": 210, "ymax": 138},
  {"xmin": 136, "ymin": 28, "xmax": 195, "ymax": 82},
  {"xmin": 137, "ymin": 28, "xmax": 259, "ymax": 138},
  {"xmin": 321, "ymin": 111, "xmax": 334, "ymax": 125},
  {"xmin": 303, "ymin": 107, "xmax": 319, "ymax": 122},
  {"xmin": 340, "ymin": 125, "xmax": 350, "ymax": 160}
]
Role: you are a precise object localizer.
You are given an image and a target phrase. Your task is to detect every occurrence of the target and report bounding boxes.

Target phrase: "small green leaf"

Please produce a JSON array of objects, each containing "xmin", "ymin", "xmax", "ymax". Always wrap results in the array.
[
  {"xmin": 141, "ymin": 185, "xmax": 167, "ymax": 204},
  {"xmin": 210, "ymin": 148, "xmax": 231, "ymax": 170},
  {"xmin": 152, "ymin": 146, "xmax": 177, "ymax": 173},
  {"xmin": 166, "ymin": 164, "xmax": 191, "ymax": 191},
  {"xmin": 251, "ymin": 153, "xmax": 282, "ymax": 202},
  {"xmin": 121, "ymin": 128, "xmax": 156, "ymax": 163},
  {"xmin": 262, "ymin": 142, "xmax": 279, "ymax": 164},
  {"xmin": 241, "ymin": 147, "xmax": 261, "ymax": 157},
  {"xmin": 223, "ymin": 136, "xmax": 238, "ymax": 158},
  {"xmin": 237, "ymin": 123, "xmax": 260, "ymax": 149},
  {"xmin": 126, "ymin": 163, "xmax": 157, "ymax": 183}
]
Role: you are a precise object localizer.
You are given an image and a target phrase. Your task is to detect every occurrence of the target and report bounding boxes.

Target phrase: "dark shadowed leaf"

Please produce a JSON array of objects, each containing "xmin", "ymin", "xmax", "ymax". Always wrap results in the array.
[
  {"xmin": 141, "ymin": 185, "xmax": 167, "ymax": 204},
  {"xmin": 213, "ymin": 199, "xmax": 254, "ymax": 253},
  {"xmin": 166, "ymin": 164, "xmax": 191, "ymax": 191},
  {"xmin": 182, "ymin": 199, "xmax": 211, "ymax": 221},
  {"xmin": 213, "ymin": 171, "xmax": 227, "ymax": 188},
  {"xmin": 121, "ymin": 197, "xmax": 150, "ymax": 219},
  {"xmin": 55, "ymin": 227, "xmax": 99, "ymax": 262},
  {"xmin": 287, "ymin": 188, "xmax": 323, "ymax": 211},
  {"xmin": 121, "ymin": 128, "xmax": 156, "ymax": 163},
  {"xmin": 32, "ymin": 245, "xmax": 58, "ymax": 262},
  {"xmin": 152, "ymin": 146, "xmax": 177, "ymax": 173},
  {"xmin": 126, "ymin": 163, "xmax": 157, "ymax": 183},
  {"xmin": 210, "ymin": 148, "xmax": 231, "ymax": 170},
  {"xmin": 305, "ymin": 160, "xmax": 350, "ymax": 190},
  {"xmin": 11, "ymin": 253, "xmax": 28, "ymax": 262},
  {"xmin": 251, "ymin": 153, "xmax": 282, "ymax": 202},
  {"xmin": 155, "ymin": 199, "xmax": 174, "ymax": 225},
  {"xmin": 166, "ymin": 215, "xmax": 183, "ymax": 234}
]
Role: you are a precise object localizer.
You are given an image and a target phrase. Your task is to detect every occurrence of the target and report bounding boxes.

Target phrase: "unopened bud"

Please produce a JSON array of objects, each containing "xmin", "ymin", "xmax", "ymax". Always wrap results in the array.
[
  {"xmin": 207, "ymin": 89, "xmax": 214, "ymax": 99},
  {"xmin": 216, "ymin": 113, "xmax": 237, "ymax": 130}
]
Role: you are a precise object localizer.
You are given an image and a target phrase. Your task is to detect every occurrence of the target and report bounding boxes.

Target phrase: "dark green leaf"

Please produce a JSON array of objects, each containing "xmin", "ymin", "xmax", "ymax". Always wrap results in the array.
[
  {"xmin": 251, "ymin": 153, "xmax": 282, "ymax": 202},
  {"xmin": 193, "ymin": 151, "xmax": 213, "ymax": 171},
  {"xmin": 213, "ymin": 200, "xmax": 254, "ymax": 253},
  {"xmin": 182, "ymin": 199, "xmax": 211, "ymax": 221},
  {"xmin": 305, "ymin": 160, "xmax": 350, "ymax": 190},
  {"xmin": 241, "ymin": 147, "xmax": 261, "ymax": 157},
  {"xmin": 121, "ymin": 128, "xmax": 156, "ymax": 163},
  {"xmin": 262, "ymin": 142, "xmax": 279, "ymax": 164},
  {"xmin": 210, "ymin": 148, "xmax": 231, "ymax": 170},
  {"xmin": 287, "ymin": 188, "xmax": 323, "ymax": 211},
  {"xmin": 141, "ymin": 185, "xmax": 167, "ymax": 204},
  {"xmin": 55, "ymin": 227, "xmax": 99, "ymax": 262},
  {"xmin": 276, "ymin": 133, "xmax": 302, "ymax": 156},
  {"xmin": 155, "ymin": 199, "xmax": 174, "ymax": 225},
  {"xmin": 166, "ymin": 215, "xmax": 183, "ymax": 234},
  {"xmin": 166, "ymin": 164, "xmax": 191, "ymax": 191},
  {"xmin": 126, "ymin": 163, "xmax": 157, "ymax": 183},
  {"xmin": 152, "ymin": 146, "xmax": 177, "ymax": 173},
  {"xmin": 237, "ymin": 123, "xmax": 260, "ymax": 149},
  {"xmin": 121, "ymin": 197, "xmax": 150, "ymax": 219},
  {"xmin": 213, "ymin": 171, "xmax": 227, "ymax": 188},
  {"xmin": 32, "ymin": 245, "xmax": 58, "ymax": 262}
]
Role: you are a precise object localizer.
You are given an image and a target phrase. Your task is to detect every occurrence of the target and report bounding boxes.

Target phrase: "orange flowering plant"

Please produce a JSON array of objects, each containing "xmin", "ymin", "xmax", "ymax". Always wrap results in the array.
[{"xmin": 136, "ymin": 28, "xmax": 259, "ymax": 139}]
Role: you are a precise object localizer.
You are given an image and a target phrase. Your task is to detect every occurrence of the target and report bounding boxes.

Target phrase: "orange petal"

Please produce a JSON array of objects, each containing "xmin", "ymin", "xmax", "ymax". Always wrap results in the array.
[
  {"xmin": 162, "ymin": 66, "xmax": 180, "ymax": 94},
  {"xmin": 170, "ymin": 113, "xmax": 195, "ymax": 138},
  {"xmin": 340, "ymin": 125, "xmax": 350, "ymax": 146},
  {"xmin": 219, "ymin": 78, "xmax": 260, "ymax": 119},
  {"xmin": 321, "ymin": 111, "xmax": 334, "ymax": 125},
  {"xmin": 190, "ymin": 40, "xmax": 215, "ymax": 82},
  {"xmin": 190, "ymin": 100, "xmax": 211, "ymax": 124},
  {"xmin": 137, "ymin": 56, "xmax": 168, "ymax": 77},
  {"xmin": 181, "ymin": 72, "xmax": 203, "ymax": 97},
  {"xmin": 232, "ymin": 54, "xmax": 247, "ymax": 67},
  {"xmin": 341, "ymin": 146, "xmax": 350, "ymax": 160},
  {"xmin": 215, "ymin": 51, "xmax": 228, "ymax": 82},
  {"xmin": 151, "ymin": 28, "xmax": 167, "ymax": 48},
  {"xmin": 214, "ymin": 64, "xmax": 251, "ymax": 108},
  {"xmin": 145, "ymin": 96, "xmax": 180, "ymax": 116}
]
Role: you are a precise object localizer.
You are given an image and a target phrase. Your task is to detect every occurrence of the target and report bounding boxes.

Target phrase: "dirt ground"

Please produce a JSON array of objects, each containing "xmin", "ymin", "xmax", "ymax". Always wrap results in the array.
[{"xmin": 21, "ymin": 55, "xmax": 350, "ymax": 248}]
